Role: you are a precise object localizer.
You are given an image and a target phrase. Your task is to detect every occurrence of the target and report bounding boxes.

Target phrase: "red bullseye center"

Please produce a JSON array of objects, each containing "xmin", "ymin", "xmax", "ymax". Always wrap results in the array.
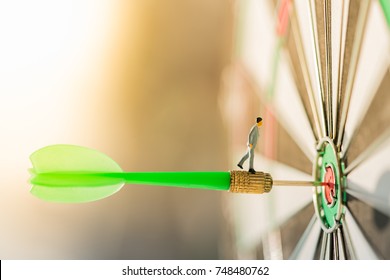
[{"xmin": 324, "ymin": 166, "xmax": 335, "ymax": 205}]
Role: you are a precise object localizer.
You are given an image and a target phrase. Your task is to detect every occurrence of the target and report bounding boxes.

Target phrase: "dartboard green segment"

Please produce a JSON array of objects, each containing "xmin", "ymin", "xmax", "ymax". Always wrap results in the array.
[
  {"xmin": 313, "ymin": 138, "xmax": 346, "ymax": 233},
  {"xmin": 29, "ymin": 145, "xmax": 231, "ymax": 203},
  {"xmin": 319, "ymin": 147, "xmax": 339, "ymax": 228}
]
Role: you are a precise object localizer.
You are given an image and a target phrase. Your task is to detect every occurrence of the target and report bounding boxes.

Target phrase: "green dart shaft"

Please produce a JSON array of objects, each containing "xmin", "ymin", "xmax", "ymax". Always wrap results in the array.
[
  {"xmin": 31, "ymin": 171, "xmax": 274, "ymax": 193},
  {"xmin": 31, "ymin": 171, "xmax": 231, "ymax": 190},
  {"xmin": 120, "ymin": 172, "xmax": 231, "ymax": 190}
]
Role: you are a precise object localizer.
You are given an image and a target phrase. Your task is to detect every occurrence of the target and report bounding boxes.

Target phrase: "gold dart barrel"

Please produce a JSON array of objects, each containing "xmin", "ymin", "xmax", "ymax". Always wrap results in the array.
[
  {"xmin": 229, "ymin": 171, "xmax": 273, "ymax": 194},
  {"xmin": 229, "ymin": 170, "xmax": 319, "ymax": 194}
]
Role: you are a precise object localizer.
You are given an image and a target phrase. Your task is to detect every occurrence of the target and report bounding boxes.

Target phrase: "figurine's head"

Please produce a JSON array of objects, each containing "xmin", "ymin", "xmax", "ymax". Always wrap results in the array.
[{"xmin": 256, "ymin": 117, "xmax": 263, "ymax": 127}]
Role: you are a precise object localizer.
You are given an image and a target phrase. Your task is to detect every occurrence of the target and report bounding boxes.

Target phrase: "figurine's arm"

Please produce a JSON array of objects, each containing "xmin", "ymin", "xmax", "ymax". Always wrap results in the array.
[{"xmin": 247, "ymin": 125, "xmax": 257, "ymax": 148}]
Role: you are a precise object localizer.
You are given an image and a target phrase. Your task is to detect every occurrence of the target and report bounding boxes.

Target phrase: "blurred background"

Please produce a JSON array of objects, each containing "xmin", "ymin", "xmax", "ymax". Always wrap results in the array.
[
  {"xmin": 0, "ymin": 0, "xmax": 233, "ymax": 259},
  {"xmin": 1, "ymin": 0, "xmax": 389, "ymax": 259}
]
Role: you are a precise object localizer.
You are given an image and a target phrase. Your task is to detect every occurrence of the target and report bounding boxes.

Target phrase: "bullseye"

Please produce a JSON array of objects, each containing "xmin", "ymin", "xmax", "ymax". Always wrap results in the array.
[
  {"xmin": 313, "ymin": 137, "xmax": 345, "ymax": 233},
  {"xmin": 323, "ymin": 166, "xmax": 336, "ymax": 205}
]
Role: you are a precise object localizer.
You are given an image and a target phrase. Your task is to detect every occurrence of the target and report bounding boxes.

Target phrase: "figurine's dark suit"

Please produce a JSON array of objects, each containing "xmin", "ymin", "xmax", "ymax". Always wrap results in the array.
[{"xmin": 238, "ymin": 124, "xmax": 259, "ymax": 171}]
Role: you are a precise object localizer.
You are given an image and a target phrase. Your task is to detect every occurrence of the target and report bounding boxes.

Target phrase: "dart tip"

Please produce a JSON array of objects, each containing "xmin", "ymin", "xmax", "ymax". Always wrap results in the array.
[{"xmin": 319, "ymin": 182, "xmax": 335, "ymax": 188}]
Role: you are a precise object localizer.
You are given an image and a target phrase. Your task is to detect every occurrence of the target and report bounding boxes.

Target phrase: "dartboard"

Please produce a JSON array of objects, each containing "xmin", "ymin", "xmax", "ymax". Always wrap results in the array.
[{"xmin": 224, "ymin": 0, "xmax": 390, "ymax": 259}]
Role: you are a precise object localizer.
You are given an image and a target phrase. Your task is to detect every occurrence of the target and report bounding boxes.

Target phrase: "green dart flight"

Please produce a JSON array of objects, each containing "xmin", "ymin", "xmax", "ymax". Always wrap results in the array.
[{"xmin": 29, "ymin": 145, "xmax": 236, "ymax": 203}]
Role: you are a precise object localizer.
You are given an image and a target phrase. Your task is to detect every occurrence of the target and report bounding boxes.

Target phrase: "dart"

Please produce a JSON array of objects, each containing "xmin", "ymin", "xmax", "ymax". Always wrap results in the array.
[{"xmin": 29, "ymin": 145, "xmax": 326, "ymax": 203}]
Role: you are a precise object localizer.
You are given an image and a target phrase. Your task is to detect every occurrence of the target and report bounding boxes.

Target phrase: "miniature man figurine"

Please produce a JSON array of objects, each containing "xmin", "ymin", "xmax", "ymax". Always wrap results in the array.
[{"xmin": 237, "ymin": 117, "xmax": 263, "ymax": 174}]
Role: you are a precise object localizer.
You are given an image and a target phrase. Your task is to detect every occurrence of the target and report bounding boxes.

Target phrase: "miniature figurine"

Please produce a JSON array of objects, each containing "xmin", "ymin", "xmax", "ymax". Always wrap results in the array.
[{"xmin": 237, "ymin": 117, "xmax": 263, "ymax": 174}]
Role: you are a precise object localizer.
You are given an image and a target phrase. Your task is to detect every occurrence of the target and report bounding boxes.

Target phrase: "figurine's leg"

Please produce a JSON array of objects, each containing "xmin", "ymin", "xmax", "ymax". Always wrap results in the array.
[
  {"xmin": 248, "ymin": 148, "xmax": 255, "ymax": 174},
  {"xmin": 238, "ymin": 150, "xmax": 249, "ymax": 169}
]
